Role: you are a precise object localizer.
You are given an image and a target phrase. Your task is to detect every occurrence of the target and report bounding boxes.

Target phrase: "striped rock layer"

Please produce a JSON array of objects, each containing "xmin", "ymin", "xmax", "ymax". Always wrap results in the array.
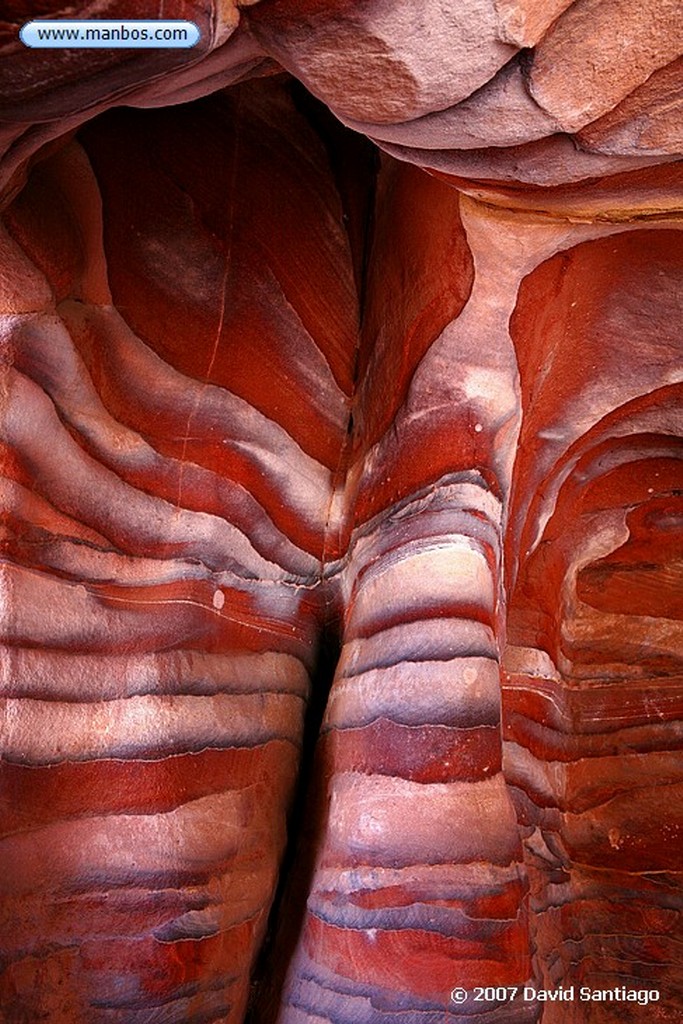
[{"xmin": 0, "ymin": 3, "xmax": 682, "ymax": 1024}]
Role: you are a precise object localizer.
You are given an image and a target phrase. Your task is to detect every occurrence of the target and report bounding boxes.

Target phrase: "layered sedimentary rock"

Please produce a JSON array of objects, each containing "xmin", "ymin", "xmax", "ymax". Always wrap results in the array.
[
  {"xmin": 503, "ymin": 225, "xmax": 683, "ymax": 1023},
  {"xmin": 0, "ymin": 1, "xmax": 681, "ymax": 1022},
  {"xmin": 0, "ymin": 80, "xmax": 360, "ymax": 1023}
]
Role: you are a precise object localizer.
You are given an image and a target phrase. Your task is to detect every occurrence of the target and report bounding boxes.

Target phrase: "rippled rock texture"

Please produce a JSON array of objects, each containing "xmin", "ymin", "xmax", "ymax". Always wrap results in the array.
[{"xmin": 0, "ymin": 2, "xmax": 681, "ymax": 1023}]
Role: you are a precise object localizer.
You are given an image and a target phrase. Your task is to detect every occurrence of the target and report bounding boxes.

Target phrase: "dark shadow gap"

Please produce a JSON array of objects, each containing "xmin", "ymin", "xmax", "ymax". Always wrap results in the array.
[{"xmin": 246, "ymin": 620, "xmax": 342, "ymax": 1023}]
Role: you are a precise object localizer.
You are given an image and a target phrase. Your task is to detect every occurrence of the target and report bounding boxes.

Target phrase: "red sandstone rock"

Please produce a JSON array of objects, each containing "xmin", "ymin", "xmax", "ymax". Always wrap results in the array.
[
  {"xmin": 493, "ymin": 0, "xmax": 574, "ymax": 47},
  {"xmin": 0, "ymin": 1, "xmax": 219, "ymax": 122},
  {"xmin": 246, "ymin": 0, "xmax": 517, "ymax": 123},
  {"xmin": 0, "ymin": 2, "xmax": 681, "ymax": 1023},
  {"xmin": 578, "ymin": 57, "xmax": 683, "ymax": 157},
  {"xmin": 2, "ymin": 0, "xmax": 681, "ymax": 204},
  {"xmin": 528, "ymin": 0, "xmax": 683, "ymax": 133},
  {"xmin": 0, "ymin": 78, "xmax": 355, "ymax": 1024}
]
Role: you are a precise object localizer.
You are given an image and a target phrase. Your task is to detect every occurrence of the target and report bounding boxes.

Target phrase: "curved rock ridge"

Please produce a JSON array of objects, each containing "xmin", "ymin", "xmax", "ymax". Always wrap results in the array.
[
  {"xmin": 0, "ymin": 78, "xmax": 357, "ymax": 1024},
  {"xmin": 0, "ymin": 3, "xmax": 681, "ymax": 1024},
  {"xmin": 0, "ymin": 0, "xmax": 681, "ymax": 208},
  {"xmin": 501, "ymin": 222, "xmax": 683, "ymax": 1022},
  {"xmin": 254, "ymin": 180, "xmax": 681, "ymax": 1023}
]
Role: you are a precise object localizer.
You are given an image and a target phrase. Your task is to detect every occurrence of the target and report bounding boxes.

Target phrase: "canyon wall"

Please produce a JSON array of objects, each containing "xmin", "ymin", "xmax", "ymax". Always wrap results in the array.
[{"xmin": 0, "ymin": 2, "xmax": 681, "ymax": 1022}]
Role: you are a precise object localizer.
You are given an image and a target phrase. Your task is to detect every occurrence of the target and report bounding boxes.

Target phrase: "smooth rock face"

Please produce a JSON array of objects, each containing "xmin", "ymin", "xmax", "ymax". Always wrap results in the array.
[
  {"xmin": 0, "ymin": 79, "xmax": 353, "ymax": 1024},
  {"xmin": 0, "ymin": 2, "xmax": 681, "ymax": 1023}
]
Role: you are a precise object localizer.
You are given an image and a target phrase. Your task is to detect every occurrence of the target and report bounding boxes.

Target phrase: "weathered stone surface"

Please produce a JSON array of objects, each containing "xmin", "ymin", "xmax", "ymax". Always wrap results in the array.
[
  {"xmin": 431, "ymin": 161, "xmax": 683, "ymax": 221},
  {"xmin": 246, "ymin": 0, "xmax": 517, "ymax": 123},
  {"xmin": 0, "ymin": 1, "xmax": 218, "ymax": 121},
  {"xmin": 578, "ymin": 57, "xmax": 683, "ymax": 156},
  {"xmin": 501, "ymin": 219, "xmax": 683, "ymax": 1023},
  {"xmin": 2, "ymin": 0, "xmax": 681, "ymax": 201},
  {"xmin": 378, "ymin": 132, "xmax": 674, "ymax": 188},
  {"xmin": 0, "ymin": 79, "xmax": 356, "ymax": 1023},
  {"xmin": 341, "ymin": 58, "xmax": 561, "ymax": 151},
  {"xmin": 0, "ymin": 2, "xmax": 681, "ymax": 1022},
  {"xmin": 493, "ymin": 0, "xmax": 574, "ymax": 47},
  {"xmin": 528, "ymin": 0, "xmax": 683, "ymax": 133}
]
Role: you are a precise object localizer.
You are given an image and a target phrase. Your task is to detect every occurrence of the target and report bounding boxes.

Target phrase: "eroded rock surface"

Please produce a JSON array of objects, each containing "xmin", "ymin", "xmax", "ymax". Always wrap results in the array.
[{"xmin": 0, "ymin": 2, "xmax": 681, "ymax": 1022}]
